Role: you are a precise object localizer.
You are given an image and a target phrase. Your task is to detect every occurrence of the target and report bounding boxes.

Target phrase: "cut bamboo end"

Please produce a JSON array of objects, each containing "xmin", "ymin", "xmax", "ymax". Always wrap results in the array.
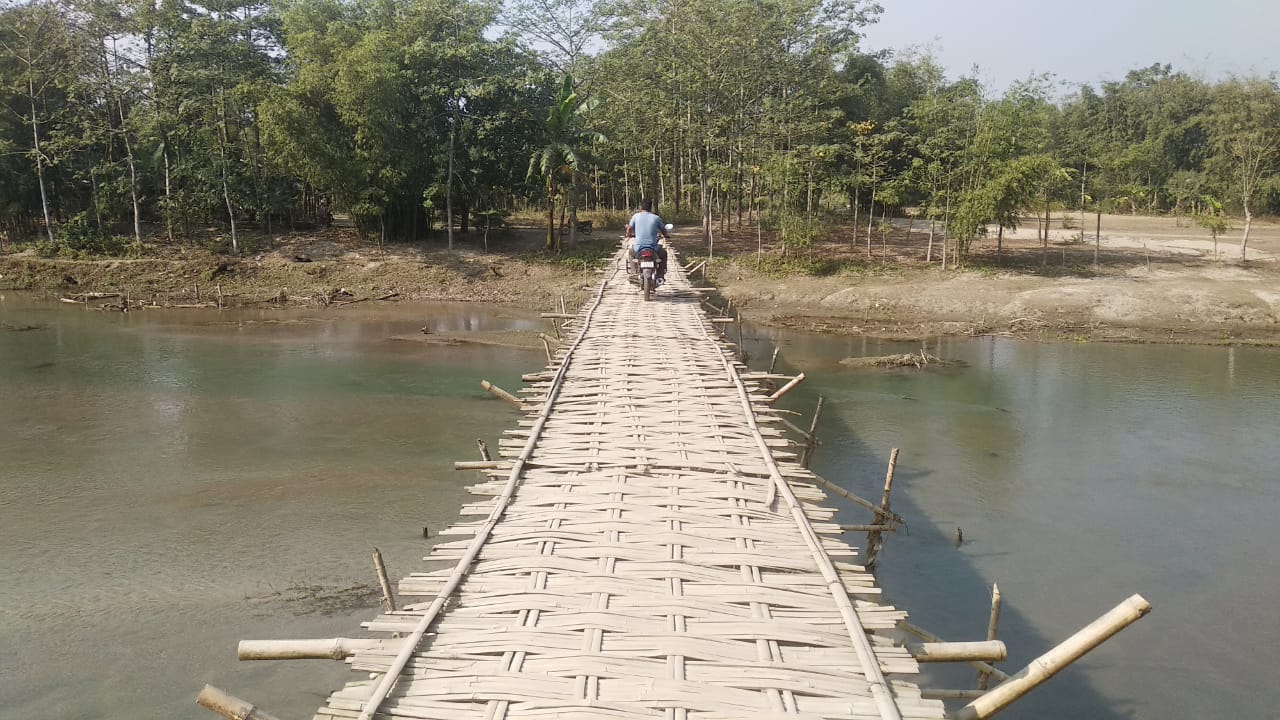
[
  {"xmin": 906, "ymin": 640, "xmax": 1007, "ymax": 663},
  {"xmin": 480, "ymin": 380, "xmax": 522, "ymax": 409},
  {"xmin": 710, "ymin": 317, "xmax": 736, "ymax": 324},
  {"xmin": 455, "ymin": 461, "xmax": 503, "ymax": 470},
  {"xmin": 767, "ymin": 372, "xmax": 806, "ymax": 401},
  {"xmin": 237, "ymin": 638, "xmax": 393, "ymax": 661},
  {"xmin": 195, "ymin": 685, "xmax": 282, "ymax": 720}
]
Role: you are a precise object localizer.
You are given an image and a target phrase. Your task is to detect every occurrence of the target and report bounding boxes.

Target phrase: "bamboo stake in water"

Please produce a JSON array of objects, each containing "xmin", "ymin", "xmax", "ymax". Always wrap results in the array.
[
  {"xmin": 954, "ymin": 594, "xmax": 1152, "ymax": 720},
  {"xmin": 372, "ymin": 547, "xmax": 396, "ymax": 613},
  {"xmin": 768, "ymin": 372, "xmax": 806, "ymax": 401},
  {"xmin": 196, "ymin": 685, "xmax": 281, "ymax": 720},
  {"xmin": 799, "ymin": 395, "xmax": 824, "ymax": 467},
  {"xmin": 977, "ymin": 583, "xmax": 1003, "ymax": 690},
  {"xmin": 476, "ymin": 439, "xmax": 491, "ymax": 462},
  {"xmin": 769, "ymin": 347, "xmax": 780, "ymax": 373},
  {"xmin": 866, "ymin": 448, "xmax": 899, "ymax": 569}
]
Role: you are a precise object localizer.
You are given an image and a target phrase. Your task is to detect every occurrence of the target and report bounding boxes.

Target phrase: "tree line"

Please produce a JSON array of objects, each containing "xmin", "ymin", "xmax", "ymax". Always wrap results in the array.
[{"xmin": 3, "ymin": 0, "xmax": 1278, "ymax": 260}]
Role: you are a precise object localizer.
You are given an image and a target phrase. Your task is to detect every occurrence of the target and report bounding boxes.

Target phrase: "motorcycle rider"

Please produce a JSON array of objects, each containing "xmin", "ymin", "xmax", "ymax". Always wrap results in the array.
[{"xmin": 625, "ymin": 198, "xmax": 670, "ymax": 284}]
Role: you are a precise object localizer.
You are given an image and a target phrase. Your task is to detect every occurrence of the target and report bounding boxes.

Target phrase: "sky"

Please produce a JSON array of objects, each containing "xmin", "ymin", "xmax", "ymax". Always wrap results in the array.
[{"xmin": 858, "ymin": 0, "xmax": 1280, "ymax": 92}]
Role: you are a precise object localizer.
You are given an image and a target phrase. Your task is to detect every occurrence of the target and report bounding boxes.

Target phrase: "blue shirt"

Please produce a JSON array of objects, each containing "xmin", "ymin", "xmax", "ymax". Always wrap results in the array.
[{"xmin": 627, "ymin": 211, "xmax": 666, "ymax": 250}]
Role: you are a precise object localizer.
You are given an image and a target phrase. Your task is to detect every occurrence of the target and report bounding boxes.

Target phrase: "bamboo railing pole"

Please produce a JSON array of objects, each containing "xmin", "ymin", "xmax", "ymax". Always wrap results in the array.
[
  {"xmin": 480, "ymin": 380, "xmax": 522, "ymax": 409},
  {"xmin": 767, "ymin": 372, "xmax": 806, "ymax": 401},
  {"xmin": 372, "ymin": 547, "xmax": 396, "ymax": 613},
  {"xmin": 953, "ymin": 594, "xmax": 1152, "ymax": 720},
  {"xmin": 866, "ymin": 448, "xmax": 899, "ymax": 568},
  {"xmin": 977, "ymin": 583, "xmax": 1003, "ymax": 690},
  {"xmin": 906, "ymin": 641, "xmax": 1007, "ymax": 663},
  {"xmin": 238, "ymin": 638, "xmax": 390, "ymax": 661},
  {"xmin": 196, "ymin": 685, "xmax": 281, "ymax": 720},
  {"xmin": 898, "ymin": 619, "xmax": 1010, "ymax": 683}
]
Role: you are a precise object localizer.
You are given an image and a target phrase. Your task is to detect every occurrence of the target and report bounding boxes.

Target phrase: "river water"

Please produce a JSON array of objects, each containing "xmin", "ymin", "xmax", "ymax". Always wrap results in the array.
[{"xmin": 1, "ymin": 295, "xmax": 1276, "ymax": 719}]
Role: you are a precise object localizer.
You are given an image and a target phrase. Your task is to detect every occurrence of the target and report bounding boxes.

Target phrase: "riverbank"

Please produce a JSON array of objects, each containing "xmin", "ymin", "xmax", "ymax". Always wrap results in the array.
[
  {"xmin": 4, "ymin": 214, "xmax": 1279, "ymax": 345},
  {"xmin": 684, "ymin": 213, "xmax": 1280, "ymax": 346}
]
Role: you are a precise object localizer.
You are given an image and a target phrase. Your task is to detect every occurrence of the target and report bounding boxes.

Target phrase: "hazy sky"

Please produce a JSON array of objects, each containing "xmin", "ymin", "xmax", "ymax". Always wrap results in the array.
[{"xmin": 859, "ymin": 0, "xmax": 1280, "ymax": 91}]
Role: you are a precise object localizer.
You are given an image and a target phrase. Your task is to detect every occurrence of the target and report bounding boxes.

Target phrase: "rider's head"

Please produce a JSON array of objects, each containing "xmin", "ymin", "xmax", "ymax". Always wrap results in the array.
[{"xmin": 640, "ymin": 198, "xmax": 653, "ymax": 213}]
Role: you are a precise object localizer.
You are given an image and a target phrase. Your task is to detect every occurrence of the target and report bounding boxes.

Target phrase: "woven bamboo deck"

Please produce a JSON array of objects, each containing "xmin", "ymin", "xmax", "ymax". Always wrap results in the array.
[{"xmin": 316, "ymin": 246, "xmax": 947, "ymax": 720}]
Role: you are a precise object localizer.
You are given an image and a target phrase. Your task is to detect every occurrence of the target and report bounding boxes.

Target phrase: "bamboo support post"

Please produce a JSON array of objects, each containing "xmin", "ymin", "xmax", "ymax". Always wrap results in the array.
[
  {"xmin": 736, "ymin": 314, "xmax": 745, "ymax": 361},
  {"xmin": 767, "ymin": 373, "xmax": 806, "ymax": 401},
  {"xmin": 906, "ymin": 641, "xmax": 1006, "ymax": 663},
  {"xmin": 953, "ymin": 594, "xmax": 1152, "ymax": 720},
  {"xmin": 538, "ymin": 332, "xmax": 560, "ymax": 345},
  {"xmin": 541, "ymin": 335, "xmax": 554, "ymax": 364},
  {"xmin": 866, "ymin": 448, "xmax": 899, "ymax": 568},
  {"xmin": 977, "ymin": 583, "xmax": 1002, "ymax": 690},
  {"xmin": 238, "ymin": 638, "xmax": 391, "ymax": 661},
  {"xmin": 480, "ymin": 380, "xmax": 522, "ymax": 409},
  {"xmin": 898, "ymin": 619, "xmax": 1010, "ymax": 683},
  {"xmin": 769, "ymin": 347, "xmax": 780, "ymax": 373},
  {"xmin": 476, "ymin": 439, "xmax": 491, "ymax": 462},
  {"xmin": 195, "ymin": 685, "xmax": 281, "ymax": 720},
  {"xmin": 799, "ymin": 396, "xmax": 824, "ymax": 467},
  {"xmin": 372, "ymin": 547, "xmax": 397, "ymax": 613},
  {"xmin": 216, "ymin": 283, "xmax": 224, "ymax": 309}
]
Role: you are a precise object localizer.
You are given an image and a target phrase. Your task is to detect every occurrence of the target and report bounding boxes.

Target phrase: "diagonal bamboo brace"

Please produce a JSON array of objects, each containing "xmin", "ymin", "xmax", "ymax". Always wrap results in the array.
[
  {"xmin": 952, "ymin": 594, "xmax": 1151, "ymax": 720},
  {"xmin": 480, "ymin": 380, "xmax": 522, "ymax": 409}
]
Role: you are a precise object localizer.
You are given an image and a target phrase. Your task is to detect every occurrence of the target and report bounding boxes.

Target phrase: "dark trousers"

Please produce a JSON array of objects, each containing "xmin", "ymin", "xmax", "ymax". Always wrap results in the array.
[{"xmin": 630, "ymin": 245, "xmax": 668, "ymax": 278}]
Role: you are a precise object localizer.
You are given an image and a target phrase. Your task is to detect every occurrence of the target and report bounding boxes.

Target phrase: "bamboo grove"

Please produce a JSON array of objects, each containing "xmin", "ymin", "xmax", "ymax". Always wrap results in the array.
[{"xmin": 3, "ymin": 0, "xmax": 1278, "ymax": 259}]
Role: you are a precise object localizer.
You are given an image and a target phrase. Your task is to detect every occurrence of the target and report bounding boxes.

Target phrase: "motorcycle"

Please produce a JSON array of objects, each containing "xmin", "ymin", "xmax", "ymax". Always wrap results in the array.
[{"xmin": 625, "ymin": 224, "xmax": 673, "ymax": 302}]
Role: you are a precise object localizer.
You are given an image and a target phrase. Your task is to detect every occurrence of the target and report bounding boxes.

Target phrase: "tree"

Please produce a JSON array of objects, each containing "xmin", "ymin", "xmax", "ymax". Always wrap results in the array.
[
  {"xmin": 528, "ymin": 74, "xmax": 594, "ymax": 252},
  {"xmin": 1206, "ymin": 77, "xmax": 1280, "ymax": 261}
]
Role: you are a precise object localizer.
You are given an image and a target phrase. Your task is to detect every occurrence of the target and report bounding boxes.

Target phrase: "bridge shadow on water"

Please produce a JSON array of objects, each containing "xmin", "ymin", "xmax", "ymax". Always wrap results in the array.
[{"xmin": 740, "ymin": 328, "xmax": 1136, "ymax": 720}]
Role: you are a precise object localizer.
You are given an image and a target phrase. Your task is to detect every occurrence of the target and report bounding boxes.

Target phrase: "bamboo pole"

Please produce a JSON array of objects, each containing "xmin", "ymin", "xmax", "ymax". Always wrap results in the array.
[
  {"xmin": 480, "ymin": 380, "xmax": 522, "ymax": 409},
  {"xmin": 953, "ymin": 594, "xmax": 1152, "ymax": 720},
  {"xmin": 767, "ymin": 372, "xmax": 806, "ymax": 401},
  {"xmin": 799, "ymin": 395, "xmax": 824, "ymax": 467},
  {"xmin": 476, "ymin": 439, "xmax": 491, "ymax": 462},
  {"xmin": 809, "ymin": 474, "xmax": 902, "ymax": 523},
  {"xmin": 907, "ymin": 641, "xmax": 1007, "ymax": 663},
  {"xmin": 769, "ymin": 347, "xmax": 780, "ymax": 373},
  {"xmin": 977, "ymin": 583, "xmax": 1002, "ymax": 690},
  {"xmin": 372, "ymin": 547, "xmax": 396, "ymax": 613},
  {"xmin": 238, "ymin": 638, "xmax": 392, "ymax": 661},
  {"xmin": 898, "ymin": 619, "xmax": 1010, "ymax": 683},
  {"xmin": 923, "ymin": 689, "xmax": 987, "ymax": 701},
  {"xmin": 454, "ymin": 460, "xmax": 502, "ymax": 470},
  {"xmin": 540, "ymin": 313, "xmax": 576, "ymax": 319},
  {"xmin": 195, "ymin": 685, "xmax": 281, "ymax": 720},
  {"xmin": 866, "ymin": 448, "xmax": 899, "ymax": 569},
  {"xmin": 541, "ymin": 335, "xmax": 554, "ymax": 364},
  {"xmin": 839, "ymin": 523, "xmax": 896, "ymax": 532}
]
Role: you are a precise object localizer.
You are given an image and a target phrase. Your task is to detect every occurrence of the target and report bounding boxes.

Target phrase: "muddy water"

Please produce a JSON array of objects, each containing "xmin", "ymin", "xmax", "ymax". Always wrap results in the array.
[
  {"xmin": 2, "ymin": 297, "xmax": 1277, "ymax": 720},
  {"xmin": 750, "ymin": 330, "xmax": 1280, "ymax": 720},
  {"xmin": 0, "ymin": 295, "xmax": 543, "ymax": 719}
]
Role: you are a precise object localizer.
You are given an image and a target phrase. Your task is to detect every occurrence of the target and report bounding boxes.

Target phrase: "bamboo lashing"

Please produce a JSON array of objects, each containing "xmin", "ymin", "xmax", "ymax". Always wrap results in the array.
[
  {"xmin": 196, "ymin": 685, "xmax": 281, "ymax": 720},
  {"xmin": 953, "ymin": 594, "xmax": 1151, "ymax": 720}
]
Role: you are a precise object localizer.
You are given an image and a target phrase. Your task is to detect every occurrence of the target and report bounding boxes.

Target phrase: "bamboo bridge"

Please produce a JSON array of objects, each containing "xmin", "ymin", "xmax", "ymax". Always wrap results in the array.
[{"xmin": 200, "ymin": 245, "xmax": 1150, "ymax": 720}]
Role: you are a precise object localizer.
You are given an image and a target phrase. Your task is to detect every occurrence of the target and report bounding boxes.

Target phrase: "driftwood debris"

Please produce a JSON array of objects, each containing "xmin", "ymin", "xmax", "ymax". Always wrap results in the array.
[{"xmin": 839, "ymin": 350, "xmax": 951, "ymax": 369}]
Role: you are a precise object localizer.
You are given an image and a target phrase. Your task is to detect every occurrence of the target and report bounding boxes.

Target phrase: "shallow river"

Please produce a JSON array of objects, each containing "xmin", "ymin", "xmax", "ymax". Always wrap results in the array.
[{"xmin": 1, "ymin": 294, "xmax": 1276, "ymax": 719}]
